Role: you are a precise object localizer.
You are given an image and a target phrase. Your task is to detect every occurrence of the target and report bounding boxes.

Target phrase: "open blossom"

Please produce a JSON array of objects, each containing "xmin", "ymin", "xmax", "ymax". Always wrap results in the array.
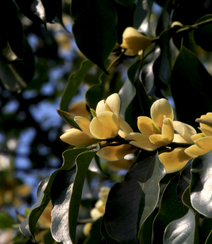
[
  {"xmin": 120, "ymin": 27, "xmax": 152, "ymax": 56},
  {"xmin": 126, "ymin": 98, "xmax": 196, "ymax": 173},
  {"xmin": 185, "ymin": 112, "xmax": 212, "ymax": 158},
  {"xmin": 60, "ymin": 93, "xmax": 136, "ymax": 161}
]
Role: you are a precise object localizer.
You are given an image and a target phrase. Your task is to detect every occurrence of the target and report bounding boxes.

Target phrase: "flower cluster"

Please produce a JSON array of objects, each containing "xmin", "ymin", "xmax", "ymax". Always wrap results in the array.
[{"xmin": 60, "ymin": 93, "xmax": 212, "ymax": 174}]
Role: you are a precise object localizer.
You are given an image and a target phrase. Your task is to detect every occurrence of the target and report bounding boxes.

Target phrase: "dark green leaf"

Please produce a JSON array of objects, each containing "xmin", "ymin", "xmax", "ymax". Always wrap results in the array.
[
  {"xmin": 199, "ymin": 218, "xmax": 212, "ymax": 244},
  {"xmin": 56, "ymin": 109, "xmax": 82, "ymax": 130},
  {"xmin": 84, "ymin": 217, "xmax": 103, "ymax": 244},
  {"xmin": 114, "ymin": 0, "xmax": 135, "ymax": 7},
  {"xmin": 171, "ymin": 46, "xmax": 212, "ymax": 129},
  {"xmin": 60, "ymin": 59, "xmax": 94, "ymax": 111},
  {"xmin": 103, "ymin": 154, "xmax": 166, "ymax": 244},
  {"xmin": 19, "ymin": 148, "xmax": 87, "ymax": 241},
  {"xmin": 205, "ymin": 229, "xmax": 212, "ymax": 244},
  {"xmin": 71, "ymin": 0, "xmax": 117, "ymax": 72},
  {"xmin": 163, "ymin": 209, "xmax": 196, "ymax": 244},
  {"xmin": 190, "ymin": 151, "xmax": 212, "ymax": 217},
  {"xmin": 152, "ymin": 174, "xmax": 188, "ymax": 244},
  {"xmin": 0, "ymin": 36, "xmax": 34, "ymax": 92},
  {"xmin": 0, "ymin": 213, "xmax": 13, "ymax": 229},
  {"xmin": 68, "ymin": 150, "xmax": 97, "ymax": 243},
  {"xmin": 177, "ymin": 161, "xmax": 191, "ymax": 200},
  {"xmin": 193, "ymin": 14, "xmax": 212, "ymax": 51}
]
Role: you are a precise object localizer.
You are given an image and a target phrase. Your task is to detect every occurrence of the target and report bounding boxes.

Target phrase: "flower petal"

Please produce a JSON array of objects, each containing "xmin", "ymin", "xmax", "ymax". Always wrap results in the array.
[
  {"xmin": 60, "ymin": 128, "xmax": 98, "ymax": 146},
  {"xmin": 173, "ymin": 134, "xmax": 188, "ymax": 143},
  {"xmin": 90, "ymin": 111, "xmax": 119, "ymax": 139},
  {"xmin": 200, "ymin": 127, "xmax": 212, "ymax": 136},
  {"xmin": 173, "ymin": 121, "xmax": 196, "ymax": 143},
  {"xmin": 119, "ymin": 116, "xmax": 133, "ymax": 135},
  {"xmin": 97, "ymin": 144, "xmax": 136, "ymax": 161},
  {"xmin": 74, "ymin": 116, "xmax": 93, "ymax": 137},
  {"xmin": 184, "ymin": 145, "xmax": 207, "ymax": 158},
  {"xmin": 69, "ymin": 101, "xmax": 91, "ymax": 120},
  {"xmin": 126, "ymin": 132, "xmax": 159, "ymax": 151},
  {"xmin": 150, "ymin": 98, "xmax": 174, "ymax": 127},
  {"xmin": 194, "ymin": 136, "xmax": 212, "ymax": 151},
  {"xmin": 149, "ymin": 134, "xmax": 168, "ymax": 146},
  {"xmin": 96, "ymin": 100, "xmax": 105, "ymax": 114},
  {"xmin": 159, "ymin": 148, "xmax": 191, "ymax": 173},
  {"xmin": 161, "ymin": 118, "xmax": 174, "ymax": 143},
  {"xmin": 105, "ymin": 93, "xmax": 120, "ymax": 118},
  {"xmin": 137, "ymin": 116, "xmax": 156, "ymax": 136}
]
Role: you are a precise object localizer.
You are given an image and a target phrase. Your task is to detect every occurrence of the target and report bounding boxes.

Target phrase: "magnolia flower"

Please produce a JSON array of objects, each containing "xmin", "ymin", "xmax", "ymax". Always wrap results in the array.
[
  {"xmin": 69, "ymin": 100, "xmax": 91, "ymax": 120},
  {"xmin": 185, "ymin": 113, "xmax": 212, "ymax": 158},
  {"xmin": 126, "ymin": 98, "xmax": 196, "ymax": 173},
  {"xmin": 120, "ymin": 27, "xmax": 152, "ymax": 56},
  {"xmin": 60, "ymin": 93, "xmax": 136, "ymax": 161}
]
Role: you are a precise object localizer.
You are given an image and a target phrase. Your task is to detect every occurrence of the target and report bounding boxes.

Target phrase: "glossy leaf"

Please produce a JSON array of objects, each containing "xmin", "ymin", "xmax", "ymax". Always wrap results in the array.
[
  {"xmin": 171, "ymin": 46, "xmax": 212, "ymax": 129},
  {"xmin": 19, "ymin": 148, "xmax": 86, "ymax": 241},
  {"xmin": 60, "ymin": 59, "xmax": 94, "ymax": 111},
  {"xmin": 66, "ymin": 150, "xmax": 97, "ymax": 244},
  {"xmin": 103, "ymin": 154, "xmax": 166, "ymax": 244},
  {"xmin": 163, "ymin": 209, "xmax": 196, "ymax": 244},
  {"xmin": 193, "ymin": 14, "xmax": 212, "ymax": 51},
  {"xmin": 71, "ymin": 0, "xmax": 117, "ymax": 72},
  {"xmin": 152, "ymin": 174, "xmax": 187, "ymax": 244},
  {"xmin": 190, "ymin": 150, "xmax": 212, "ymax": 218}
]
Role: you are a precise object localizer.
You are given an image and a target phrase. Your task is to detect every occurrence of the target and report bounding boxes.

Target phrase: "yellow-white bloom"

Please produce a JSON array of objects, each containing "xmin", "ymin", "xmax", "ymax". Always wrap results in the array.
[
  {"xmin": 60, "ymin": 93, "xmax": 136, "ymax": 161},
  {"xmin": 185, "ymin": 113, "xmax": 212, "ymax": 158},
  {"xmin": 126, "ymin": 98, "xmax": 196, "ymax": 173},
  {"xmin": 120, "ymin": 27, "xmax": 152, "ymax": 56}
]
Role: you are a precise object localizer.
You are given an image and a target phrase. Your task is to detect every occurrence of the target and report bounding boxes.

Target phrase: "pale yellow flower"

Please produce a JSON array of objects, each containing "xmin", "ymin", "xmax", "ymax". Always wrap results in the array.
[
  {"xmin": 120, "ymin": 27, "xmax": 152, "ymax": 56},
  {"xmin": 69, "ymin": 100, "xmax": 91, "ymax": 120},
  {"xmin": 60, "ymin": 93, "xmax": 136, "ymax": 161},
  {"xmin": 126, "ymin": 98, "xmax": 197, "ymax": 173},
  {"xmin": 185, "ymin": 113, "xmax": 212, "ymax": 158}
]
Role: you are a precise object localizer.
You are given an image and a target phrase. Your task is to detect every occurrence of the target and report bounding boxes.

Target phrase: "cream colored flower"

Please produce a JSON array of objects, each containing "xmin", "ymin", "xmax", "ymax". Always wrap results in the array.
[
  {"xmin": 60, "ymin": 93, "xmax": 136, "ymax": 161},
  {"xmin": 69, "ymin": 100, "xmax": 91, "ymax": 120},
  {"xmin": 120, "ymin": 27, "xmax": 152, "ymax": 56},
  {"xmin": 126, "ymin": 98, "xmax": 197, "ymax": 173},
  {"xmin": 185, "ymin": 113, "xmax": 212, "ymax": 158}
]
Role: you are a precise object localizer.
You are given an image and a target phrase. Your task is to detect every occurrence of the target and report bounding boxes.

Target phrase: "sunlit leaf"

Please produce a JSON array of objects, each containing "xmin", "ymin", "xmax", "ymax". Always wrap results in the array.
[
  {"xmin": 19, "ymin": 148, "xmax": 86, "ymax": 241},
  {"xmin": 56, "ymin": 109, "xmax": 82, "ymax": 130},
  {"xmin": 171, "ymin": 46, "xmax": 212, "ymax": 129},
  {"xmin": 190, "ymin": 151, "xmax": 212, "ymax": 218},
  {"xmin": 71, "ymin": 0, "xmax": 117, "ymax": 72},
  {"xmin": 103, "ymin": 154, "xmax": 166, "ymax": 244},
  {"xmin": 60, "ymin": 59, "xmax": 94, "ymax": 111},
  {"xmin": 163, "ymin": 209, "xmax": 196, "ymax": 244}
]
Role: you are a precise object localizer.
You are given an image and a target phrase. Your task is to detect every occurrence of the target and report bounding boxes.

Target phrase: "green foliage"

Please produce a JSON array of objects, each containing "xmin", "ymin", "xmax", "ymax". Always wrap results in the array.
[{"xmin": 2, "ymin": 0, "xmax": 212, "ymax": 244}]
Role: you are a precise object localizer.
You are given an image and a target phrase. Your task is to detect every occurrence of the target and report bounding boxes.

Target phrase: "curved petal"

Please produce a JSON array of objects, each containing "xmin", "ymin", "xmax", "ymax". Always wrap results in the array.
[
  {"xmin": 105, "ymin": 93, "xmax": 120, "ymax": 118},
  {"xmin": 60, "ymin": 128, "xmax": 98, "ymax": 146},
  {"xmin": 69, "ymin": 101, "xmax": 91, "ymax": 120},
  {"xmin": 194, "ymin": 136, "xmax": 212, "ymax": 151},
  {"xmin": 106, "ymin": 158, "xmax": 134, "ymax": 171},
  {"xmin": 119, "ymin": 116, "xmax": 133, "ymax": 135},
  {"xmin": 90, "ymin": 111, "xmax": 119, "ymax": 139},
  {"xmin": 137, "ymin": 116, "xmax": 156, "ymax": 136},
  {"xmin": 173, "ymin": 134, "xmax": 188, "ymax": 143},
  {"xmin": 74, "ymin": 116, "xmax": 93, "ymax": 137},
  {"xmin": 184, "ymin": 144, "xmax": 207, "ymax": 158},
  {"xmin": 200, "ymin": 127, "xmax": 212, "ymax": 136},
  {"xmin": 151, "ymin": 98, "xmax": 174, "ymax": 127},
  {"xmin": 207, "ymin": 112, "xmax": 212, "ymax": 118},
  {"xmin": 161, "ymin": 118, "xmax": 174, "ymax": 143},
  {"xmin": 191, "ymin": 133, "xmax": 205, "ymax": 142},
  {"xmin": 96, "ymin": 100, "xmax": 106, "ymax": 114},
  {"xmin": 126, "ymin": 132, "xmax": 159, "ymax": 151},
  {"xmin": 198, "ymin": 115, "xmax": 212, "ymax": 131},
  {"xmin": 97, "ymin": 144, "xmax": 136, "ymax": 161},
  {"xmin": 149, "ymin": 134, "xmax": 168, "ymax": 146},
  {"xmin": 173, "ymin": 121, "xmax": 196, "ymax": 143},
  {"xmin": 159, "ymin": 148, "xmax": 191, "ymax": 173}
]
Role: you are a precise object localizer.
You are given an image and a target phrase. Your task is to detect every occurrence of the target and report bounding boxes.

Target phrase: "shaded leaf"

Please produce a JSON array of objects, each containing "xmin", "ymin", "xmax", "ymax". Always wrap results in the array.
[
  {"xmin": 0, "ymin": 36, "xmax": 34, "ymax": 92},
  {"xmin": 163, "ymin": 209, "xmax": 196, "ymax": 244},
  {"xmin": 190, "ymin": 151, "xmax": 212, "ymax": 218},
  {"xmin": 103, "ymin": 154, "xmax": 166, "ymax": 244},
  {"xmin": 60, "ymin": 59, "xmax": 94, "ymax": 111},
  {"xmin": 193, "ymin": 14, "xmax": 212, "ymax": 51},
  {"xmin": 171, "ymin": 46, "xmax": 212, "ymax": 129},
  {"xmin": 56, "ymin": 109, "xmax": 82, "ymax": 130},
  {"xmin": 84, "ymin": 217, "xmax": 104, "ymax": 244},
  {"xmin": 20, "ymin": 148, "xmax": 87, "ymax": 241},
  {"xmin": 152, "ymin": 174, "xmax": 187, "ymax": 244},
  {"xmin": 71, "ymin": 0, "xmax": 117, "ymax": 72},
  {"xmin": 205, "ymin": 229, "xmax": 212, "ymax": 244},
  {"xmin": 114, "ymin": 0, "xmax": 135, "ymax": 7},
  {"xmin": 199, "ymin": 218, "xmax": 212, "ymax": 244}
]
